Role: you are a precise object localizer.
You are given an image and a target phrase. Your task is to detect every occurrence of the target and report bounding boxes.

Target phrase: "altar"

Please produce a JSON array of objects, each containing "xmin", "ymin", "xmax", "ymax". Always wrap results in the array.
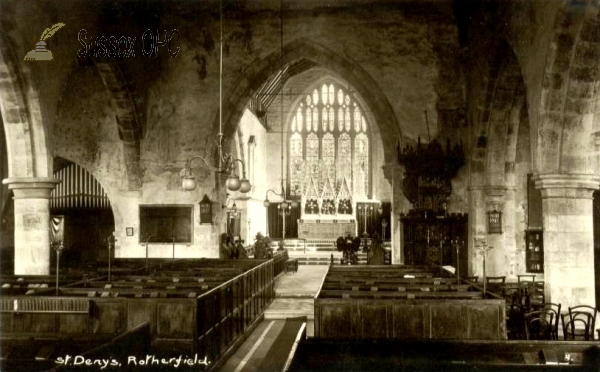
[{"xmin": 298, "ymin": 219, "xmax": 356, "ymax": 239}]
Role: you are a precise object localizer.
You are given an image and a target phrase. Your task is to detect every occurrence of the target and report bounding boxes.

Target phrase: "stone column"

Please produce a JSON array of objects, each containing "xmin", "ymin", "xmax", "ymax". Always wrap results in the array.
[
  {"xmin": 389, "ymin": 163, "xmax": 404, "ymax": 264},
  {"xmin": 468, "ymin": 185, "xmax": 486, "ymax": 277},
  {"xmin": 484, "ymin": 185, "xmax": 508, "ymax": 277},
  {"xmin": 535, "ymin": 174, "xmax": 599, "ymax": 308},
  {"xmin": 2, "ymin": 177, "xmax": 60, "ymax": 275}
]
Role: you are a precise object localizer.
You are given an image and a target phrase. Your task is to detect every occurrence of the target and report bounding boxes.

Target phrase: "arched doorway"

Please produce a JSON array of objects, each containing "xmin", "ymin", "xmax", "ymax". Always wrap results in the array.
[{"xmin": 50, "ymin": 157, "xmax": 114, "ymax": 269}]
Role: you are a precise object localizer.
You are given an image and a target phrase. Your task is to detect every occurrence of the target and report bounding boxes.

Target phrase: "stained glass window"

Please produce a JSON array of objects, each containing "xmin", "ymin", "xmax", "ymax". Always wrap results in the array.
[
  {"xmin": 338, "ymin": 133, "xmax": 352, "ymax": 191},
  {"xmin": 288, "ymin": 81, "xmax": 370, "ymax": 213},
  {"xmin": 322, "ymin": 133, "xmax": 336, "ymax": 191},
  {"xmin": 290, "ymin": 132, "xmax": 303, "ymax": 195},
  {"xmin": 306, "ymin": 133, "xmax": 319, "ymax": 182},
  {"xmin": 354, "ymin": 133, "xmax": 369, "ymax": 197}
]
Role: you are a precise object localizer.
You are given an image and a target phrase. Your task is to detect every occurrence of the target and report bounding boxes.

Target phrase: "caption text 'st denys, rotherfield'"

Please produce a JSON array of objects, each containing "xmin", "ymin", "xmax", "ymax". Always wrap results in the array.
[{"xmin": 55, "ymin": 354, "xmax": 210, "ymax": 369}]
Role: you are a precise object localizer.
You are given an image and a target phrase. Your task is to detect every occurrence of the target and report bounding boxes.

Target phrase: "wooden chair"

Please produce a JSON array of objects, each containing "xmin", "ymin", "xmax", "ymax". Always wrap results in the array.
[
  {"xmin": 485, "ymin": 276, "xmax": 506, "ymax": 296},
  {"xmin": 529, "ymin": 281, "xmax": 545, "ymax": 309},
  {"xmin": 541, "ymin": 303, "xmax": 561, "ymax": 340},
  {"xmin": 517, "ymin": 274, "xmax": 535, "ymax": 285},
  {"xmin": 562, "ymin": 312, "xmax": 593, "ymax": 341},
  {"xmin": 524, "ymin": 309, "xmax": 554, "ymax": 340},
  {"xmin": 506, "ymin": 302, "xmax": 527, "ymax": 340},
  {"xmin": 568, "ymin": 305, "xmax": 597, "ymax": 340}
]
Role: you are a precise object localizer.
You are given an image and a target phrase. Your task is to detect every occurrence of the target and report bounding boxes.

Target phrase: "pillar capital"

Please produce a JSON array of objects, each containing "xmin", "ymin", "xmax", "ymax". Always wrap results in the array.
[
  {"xmin": 534, "ymin": 174, "xmax": 600, "ymax": 199},
  {"xmin": 482, "ymin": 185, "xmax": 507, "ymax": 210},
  {"xmin": 3, "ymin": 177, "xmax": 60, "ymax": 199}
]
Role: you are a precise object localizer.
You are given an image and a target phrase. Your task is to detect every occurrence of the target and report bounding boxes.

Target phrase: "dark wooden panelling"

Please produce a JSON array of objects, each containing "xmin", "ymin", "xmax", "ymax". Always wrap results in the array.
[
  {"xmin": 319, "ymin": 302, "xmax": 359, "ymax": 338},
  {"xmin": 431, "ymin": 303, "xmax": 467, "ymax": 338},
  {"xmin": 315, "ymin": 299, "xmax": 506, "ymax": 339},
  {"xmin": 391, "ymin": 303, "xmax": 427, "ymax": 338},
  {"xmin": 468, "ymin": 304, "xmax": 503, "ymax": 340},
  {"xmin": 94, "ymin": 301, "xmax": 124, "ymax": 334},
  {"xmin": 361, "ymin": 303, "xmax": 388, "ymax": 338},
  {"xmin": 58, "ymin": 313, "xmax": 88, "ymax": 333},
  {"xmin": 127, "ymin": 300, "xmax": 157, "ymax": 335},
  {"xmin": 157, "ymin": 302, "xmax": 195, "ymax": 338}
]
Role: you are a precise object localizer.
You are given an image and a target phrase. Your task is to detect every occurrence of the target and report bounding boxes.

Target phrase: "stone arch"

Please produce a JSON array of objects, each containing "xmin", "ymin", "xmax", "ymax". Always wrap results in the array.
[
  {"xmin": 483, "ymin": 43, "xmax": 526, "ymax": 188},
  {"xmin": 93, "ymin": 59, "xmax": 143, "ymax": 190},
  {"xmin": 220, "ymin": 37, "xmax": 401, "ymax": 179},
  {"xmin": 536, "ymin": 1, "xmax": 600, "ymax": 175},
  {"xmin": 0, "ymin": 32, "xmax": 51, "ymax": 178}
]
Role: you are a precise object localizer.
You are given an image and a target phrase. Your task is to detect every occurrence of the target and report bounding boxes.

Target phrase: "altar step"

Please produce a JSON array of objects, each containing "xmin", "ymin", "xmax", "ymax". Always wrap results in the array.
[
  {"xmin": 271, "ymin": 239, "xmax": 370, "ymax": 265},
  {"xmin": 286, "ymin": 250, "xmax": 369, "ymax": 266},
  {"xmin": 271, "ymin": 239, "xmax": 337, "ymax": 252}
]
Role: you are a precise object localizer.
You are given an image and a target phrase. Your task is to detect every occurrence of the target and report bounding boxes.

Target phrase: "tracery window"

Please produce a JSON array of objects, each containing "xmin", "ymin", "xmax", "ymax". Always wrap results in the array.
[{"xmin": 288, "ymin": 82, "xmax": 370, "ymax": 212}]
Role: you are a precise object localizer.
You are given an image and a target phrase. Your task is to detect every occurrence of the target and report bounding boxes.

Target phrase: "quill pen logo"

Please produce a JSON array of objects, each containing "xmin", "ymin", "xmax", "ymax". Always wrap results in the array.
[{"xmin": 24, "ymin": 23, "xmax": 65, "ymax": 61}]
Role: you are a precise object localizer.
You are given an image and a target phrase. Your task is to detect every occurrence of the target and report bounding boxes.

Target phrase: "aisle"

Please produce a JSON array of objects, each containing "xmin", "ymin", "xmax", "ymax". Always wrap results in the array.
[{"xmin": 217, "ymin": 265, "xmax": 329, "ymax": 372}]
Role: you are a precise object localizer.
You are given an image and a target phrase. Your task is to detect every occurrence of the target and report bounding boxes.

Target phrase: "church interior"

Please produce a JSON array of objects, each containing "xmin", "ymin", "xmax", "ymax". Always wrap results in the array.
[{"xmin": 2, "ymin": 0, "xmax": 600, "ymax": 370}]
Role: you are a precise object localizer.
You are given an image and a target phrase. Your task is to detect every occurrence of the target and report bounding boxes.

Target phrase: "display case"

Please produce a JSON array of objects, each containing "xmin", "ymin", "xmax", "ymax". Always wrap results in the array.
[{"xmin": 525, "ymin": 229, "xmax": 544, "ymax": 273}]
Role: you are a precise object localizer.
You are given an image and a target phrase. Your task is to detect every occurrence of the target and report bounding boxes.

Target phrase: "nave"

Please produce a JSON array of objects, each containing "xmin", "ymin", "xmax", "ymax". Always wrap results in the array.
[{"xmin": 216, "ymin": 265, "xmax": 327, "ymax": 372}]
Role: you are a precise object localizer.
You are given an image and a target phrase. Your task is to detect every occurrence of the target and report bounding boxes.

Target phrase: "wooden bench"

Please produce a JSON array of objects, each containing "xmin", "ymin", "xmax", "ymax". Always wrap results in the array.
[
  {"xmin": 287, "ymin": 339, "xmax": 600, "ymax": 371},
  {"xmin": 315, "ymin": 265, "xmax": 504, "ymax": 340},
  {"xmin": 318, "ymin": 289, "xmax": 483, "ymax": 299}
]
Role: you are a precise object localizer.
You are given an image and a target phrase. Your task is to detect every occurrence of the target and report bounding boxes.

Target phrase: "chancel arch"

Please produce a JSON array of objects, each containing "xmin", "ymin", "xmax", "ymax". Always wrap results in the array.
[{"xmin": 221, "ymin": 37, "xmax": 401, "ymax": 180}]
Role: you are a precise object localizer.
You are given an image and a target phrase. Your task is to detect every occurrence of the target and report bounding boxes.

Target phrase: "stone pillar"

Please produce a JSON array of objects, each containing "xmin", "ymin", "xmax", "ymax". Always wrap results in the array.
[
  {"xmin": 484, "ymin": 185, "xmax": 508, "ymax": 277},
  {"xmin": 468, "ymin": 185, "xmax": 486, "ymax": 277},
  {"xmin": 2, "ymin": 177, "xmax": 60, "ymax": 275},
  {"xmin": 389, "ymin": 163, "xmax": 404, "ymax": 264},
  {"xmin": 535, "ymin": 174, "xmax": 599, "ymax": 308}
]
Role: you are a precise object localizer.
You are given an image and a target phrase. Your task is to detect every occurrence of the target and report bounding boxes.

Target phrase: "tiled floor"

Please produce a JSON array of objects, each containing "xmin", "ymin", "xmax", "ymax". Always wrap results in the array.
[{"xmin": 218, "ymin": 265, "xmax": 329, "ymax": 372}]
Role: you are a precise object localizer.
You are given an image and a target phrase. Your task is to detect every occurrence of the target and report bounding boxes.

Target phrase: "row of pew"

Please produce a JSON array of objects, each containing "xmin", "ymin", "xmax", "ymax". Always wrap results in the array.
[
  {"xmin": 0, "ymin": 253, "xmax": 289, "ymax": 372},
  {"xmin": 314, "ymin": 265, "xmax": 506, "ymax": 340}
]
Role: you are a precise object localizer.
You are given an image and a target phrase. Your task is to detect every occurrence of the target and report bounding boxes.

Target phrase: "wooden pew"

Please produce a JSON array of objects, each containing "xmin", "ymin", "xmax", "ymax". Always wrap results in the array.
[
  {"xmin": 287, "ymin": 339, "xmax": 600, "ymax": 372},
  {"xmin": 0, "ymin": 334, "xmax": 114, "ymax": 372},
  {"xmin": 318, "ymin": 290, "xmax": 483, "ymax": 299},
  {"xmin": 0, "ymin": 297, "xmax": 92, "ymax": 335},
  {"xmin": 321, "ymin": 283, "xmax": 471, "ymax": 292},
  {"xmin": 314, "ymin": 265, "xmax": 506, "ymax": 340}
]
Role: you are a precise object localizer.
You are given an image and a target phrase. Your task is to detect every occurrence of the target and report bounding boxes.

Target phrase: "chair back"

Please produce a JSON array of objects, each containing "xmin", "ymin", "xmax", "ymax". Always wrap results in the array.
[
  {"xmin": 524, "ymin": 309, "xmax": 554, "ymax": 340},
  {"xmin": 485, "ymin": 276, "xmax": 506, "ymax": 296},
  {"xmin": 529, "ymin": 281, "xmax": 545, "ymax": 308},
  {"xmin": 562, "ymin": 311, "xmax": 593, "ymax": 341},
  {"xmin": 542, "ymin": 303, "xmax": 561, "ymax": 340},
  {"xmin": 568, "ymin": 305, "xmax": 597, "ymax": 340},
  {"xmin": 506, "ymin": 302, "xmax": 526, "ymax": 340},
  {"xmin": 517, "ymin": 274, "xmax": 535, "ymax": 284},
  {"xmin": 486, "ymin": 276, "xmax": 506, "ymax": 284}
]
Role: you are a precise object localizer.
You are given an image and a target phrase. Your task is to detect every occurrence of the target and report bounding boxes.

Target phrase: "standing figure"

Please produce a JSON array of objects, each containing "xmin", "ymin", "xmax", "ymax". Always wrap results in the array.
[{"xmin": 236, "ymin": 240, "xmax": 248, "ymax": 259}]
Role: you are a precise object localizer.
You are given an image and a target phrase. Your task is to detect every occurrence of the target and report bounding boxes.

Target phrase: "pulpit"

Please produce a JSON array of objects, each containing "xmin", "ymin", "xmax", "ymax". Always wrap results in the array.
[
  {"xmin": 397, "ymin": 136, "xmax": 466, "ymax": 271},
  {"xmin": 401, "ymin": 212, "xmax": 467, "ymax": 272}
]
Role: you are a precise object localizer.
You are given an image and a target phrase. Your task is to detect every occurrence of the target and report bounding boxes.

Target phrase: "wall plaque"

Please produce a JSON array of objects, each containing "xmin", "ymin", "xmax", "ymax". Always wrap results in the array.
[
  {"xmin": 199, "ymin": 194, "xmax": 213, "ymax": 225},
  {"xmin": 487, "ymin": 210, "xmax": 502, "ymax": 234}
]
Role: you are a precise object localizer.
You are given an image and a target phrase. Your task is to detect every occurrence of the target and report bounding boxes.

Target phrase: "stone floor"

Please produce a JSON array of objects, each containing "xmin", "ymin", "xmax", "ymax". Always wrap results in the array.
[{"xmin": 218, "ymin": 265, "xmax": 329, "ymax": 372}]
